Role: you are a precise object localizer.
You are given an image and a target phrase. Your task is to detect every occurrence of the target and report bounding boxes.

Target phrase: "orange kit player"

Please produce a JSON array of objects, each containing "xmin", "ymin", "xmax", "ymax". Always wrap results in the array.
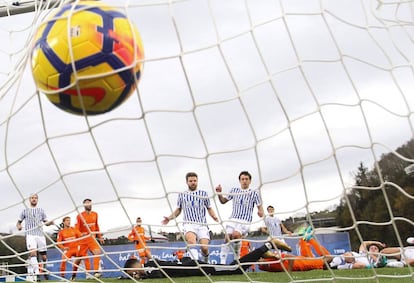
[
  {"xmin": 259, "ymin": 237, "xmax": 331, "ymax": 272},
  {"xmin": 56, "ymin": 216, "xmax": 81, "ymax": 279},
  {"xmin": 73, "ymin": 199, "xmax": 104, "ymax": 279},
  {"xmin": 240, "ymin": 239, "xmax": 256, "ymax": 271},
  {"xmin": 173, "ymin": 249, "xmax": 185, "ymax": 262},
  {"xmin": 128, "ymin": 217, "xmax": 152, "ymax": 265}
]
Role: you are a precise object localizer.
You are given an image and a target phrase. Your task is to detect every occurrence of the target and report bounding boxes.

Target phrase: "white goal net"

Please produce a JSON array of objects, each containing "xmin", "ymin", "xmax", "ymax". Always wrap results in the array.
[{"xmin": 1, "ymin": 0, "xmax": 414, "ymax": 282}]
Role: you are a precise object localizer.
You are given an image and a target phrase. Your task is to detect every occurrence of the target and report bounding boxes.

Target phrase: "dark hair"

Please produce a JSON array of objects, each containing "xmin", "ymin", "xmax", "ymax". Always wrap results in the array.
[
  {"xmin": 238, "ymin": 171, "xmax": 251, "ymax": 180},
  {"xmin": 123, "ymin": 257, "xmax": 142, "ymax": 277},
  {"xmin": 186, "ymin": 172, "xmax": 198, "ymax": 181},
  {"xmin": 62, "ymin": 216, "xmax": 70, "ymax": 222},
  {"xmin": 267, "ymin": 205, "xmax": 274, "ymax": 210},
  {"xmin": 83, "ymin": 198, "xmax": 92, "ymax": 203},
  {"xmin": 367, "ymin": 244, "xmax": 383, "ymax": 251}
]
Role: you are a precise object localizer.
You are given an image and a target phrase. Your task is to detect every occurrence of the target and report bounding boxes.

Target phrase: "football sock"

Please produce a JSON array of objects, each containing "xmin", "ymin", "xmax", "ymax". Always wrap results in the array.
[
  {"xmin": 220, "ymin": 244, "xmax": 230, "ymax": 264},
  {"xmin": 93, "ymin": 256, "xmax": 101, "ymax": 272},
  {"xmin": 233, "ymin": 241, "xmax": 241, "ymax": 260},
  {"xmin": 201, "ymin": 253, "xmax": 209, "ymax": 263},
  {"xmin": 30, "ymin": 256, "xmax": 39, "ymax": 274},
  {"xmin": 189, "ymin": 248, "xmax": 199, "ymax": 260}
]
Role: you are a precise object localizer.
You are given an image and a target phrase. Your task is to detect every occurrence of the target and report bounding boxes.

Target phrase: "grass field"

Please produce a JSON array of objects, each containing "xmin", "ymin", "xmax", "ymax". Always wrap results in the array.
[{"xmin": 47, "ymin": 267, "xmax": 412, "ymax": 283}]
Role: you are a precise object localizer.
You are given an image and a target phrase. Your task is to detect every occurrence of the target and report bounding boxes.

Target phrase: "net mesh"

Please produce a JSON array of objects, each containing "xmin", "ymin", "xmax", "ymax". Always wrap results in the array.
[{"xmin": 1, "ymin": 0, "xmax": 414, "ymax": 282}]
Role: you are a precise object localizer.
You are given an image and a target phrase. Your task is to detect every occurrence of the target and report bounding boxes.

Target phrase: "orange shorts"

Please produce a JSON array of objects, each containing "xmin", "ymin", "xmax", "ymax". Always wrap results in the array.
[
  {"xmin": 78, "ymin": 237, "xmax": 101, "ymax": 256},
  {"xmin": 61, "ymin": 248, "xmax": 78, "ymax": 260}
]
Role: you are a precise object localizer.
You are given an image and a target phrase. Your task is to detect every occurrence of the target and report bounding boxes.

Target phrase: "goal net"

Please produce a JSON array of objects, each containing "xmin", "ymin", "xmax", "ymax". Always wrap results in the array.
[{"xmin": 1, "ymin": 0, "xmax": 414, "ymax": 282}]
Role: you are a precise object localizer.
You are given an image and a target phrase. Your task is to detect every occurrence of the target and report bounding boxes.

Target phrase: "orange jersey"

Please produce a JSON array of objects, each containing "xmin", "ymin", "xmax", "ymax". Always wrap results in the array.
[
  {"xmin": 173, "ymin": 250, "xmax": 185, "ymax": 260},
  {"xmin": 57, "ymin": 227, "xmax": 82, "ymax": 250},
  {"xmin": 259, "ymin": 238, "xmax": 330, "ymax": 272},
  {"xmin": 240, "ymin": 240, "xmax": 251, "ymax": 257},
  {"xmin": 259, "ymin": 255, "xmax": 325, "ymax": 272},
  {"xmin": 128, "ymin": 226, "xmax": 149, "ymax": 249},
  {"xmin": 75, "ymin": 211, "xmax": 102, "ymax": 238}
]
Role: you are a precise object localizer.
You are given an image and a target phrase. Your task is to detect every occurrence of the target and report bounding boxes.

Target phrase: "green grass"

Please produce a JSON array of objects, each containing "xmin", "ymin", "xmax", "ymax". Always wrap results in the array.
[{"xmin": 64, "ymin": 267, "xmax": 414, "ymax": 283}]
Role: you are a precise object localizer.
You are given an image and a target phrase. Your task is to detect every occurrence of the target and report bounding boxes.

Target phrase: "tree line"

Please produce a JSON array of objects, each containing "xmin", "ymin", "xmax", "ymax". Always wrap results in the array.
[{"xmin": 335, "ymin": 139, "xmax": 414, "ymax": 250}]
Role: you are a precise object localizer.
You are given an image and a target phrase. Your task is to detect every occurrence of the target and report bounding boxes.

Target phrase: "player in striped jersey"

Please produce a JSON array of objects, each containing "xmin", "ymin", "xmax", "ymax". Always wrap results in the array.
[
  {"xmin": 162, "ymin": 172, "xmax": 219, "ymax": 262},
  {"xmin": 261, "ymin": 205, "xmax": 292, "ymax": 243},
  {"xmin": 215, "ymin": 171, "xmax": 264, "ymax": 263},
  {"xmin": 16, "ymin": 193, "xmax": 53, "ymax": 281}
]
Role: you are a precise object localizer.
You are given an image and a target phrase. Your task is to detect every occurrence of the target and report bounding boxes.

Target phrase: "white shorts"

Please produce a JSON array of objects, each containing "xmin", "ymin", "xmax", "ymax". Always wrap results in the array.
[
  {"xmin": 225, "ymin": 219, "xmax": 250, "ymax": 236},
  {"xmin": 183, "ymin": 223, "xmax": 210, "ymax": 240},
  {"xmin": 353, "ymin": 251, "xmax": 371, "ymax": 267},
  {"xmin": 26, "ymin": 235, "xmax": 47, "ymax": 252},
  {"xmin": 402, "ymin": 247, "xmax": 414, "ymax": 262}
]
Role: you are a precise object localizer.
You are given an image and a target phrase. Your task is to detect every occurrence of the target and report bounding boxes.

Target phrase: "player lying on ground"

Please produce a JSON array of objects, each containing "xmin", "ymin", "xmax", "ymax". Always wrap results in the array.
[
  {"xmin": 379, "ymin": 237, "xmax": 414, "ymax": 267},
  {"xmin": 329, "ymin": 240, "xmax": 387, "ymax": 269},
  {"xmin": 122, "ymin": 239, "xmax": 292, "ymax": 279},
  {"xmin": 259, "ymin": 237, "xmax": 332, "ymax": 272}
]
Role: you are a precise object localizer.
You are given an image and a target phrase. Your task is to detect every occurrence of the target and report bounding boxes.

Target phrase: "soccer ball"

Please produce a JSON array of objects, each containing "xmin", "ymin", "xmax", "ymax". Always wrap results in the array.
[{"xmin": 31, "ymin": 1, "xmax": 144, "ymax": 115}]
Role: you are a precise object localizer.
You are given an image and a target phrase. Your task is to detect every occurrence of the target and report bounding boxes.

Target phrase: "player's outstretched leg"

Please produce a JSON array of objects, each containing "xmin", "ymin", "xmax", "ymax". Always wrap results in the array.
[{"xmin": 270, "ymin": 238, "xmax": 292, "ymax": 252}]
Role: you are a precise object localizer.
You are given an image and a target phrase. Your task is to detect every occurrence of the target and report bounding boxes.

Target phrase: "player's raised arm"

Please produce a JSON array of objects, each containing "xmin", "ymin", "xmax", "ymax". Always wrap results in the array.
[
  {"xmin": 257, "ymin": 204, "xmax": 264, "ymax": 218},
  {"xmin": 215, "ymin": 184, "xmax": 228, "ymax": 204}
]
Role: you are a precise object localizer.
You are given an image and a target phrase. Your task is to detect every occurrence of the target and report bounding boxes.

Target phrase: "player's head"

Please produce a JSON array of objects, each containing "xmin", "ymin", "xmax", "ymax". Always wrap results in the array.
[
  {"xmin": 62, "ymin": 216, "xmax": 71, "ymax": 227},
  {"xmin": 123, "ymin": 256, "xmax": 144, "ymax": 279},
  {"xmin": 267, "ymin": 205, "xmax": 274, "ymax": 215},
  {"xmin": 367, "ymin": 243, "xmax": 382, "ymax": 253},
  {"xmin": 238, "ymin": 171, "xmax": 252, "ymax": 189},
  {"xmin": 186, "ymin": 172, "xmax": 198, "ymax": 191},
  {"xmin": 136, "ymin": 217, "xmax": 142, "ymax": 226},
  {"xmin": 29, "ymin": 193, "xmax": 38, "ymax": 207},
  {"xmin": 83, "ymin": 198, "xmax": 92, "ymax": 211}
]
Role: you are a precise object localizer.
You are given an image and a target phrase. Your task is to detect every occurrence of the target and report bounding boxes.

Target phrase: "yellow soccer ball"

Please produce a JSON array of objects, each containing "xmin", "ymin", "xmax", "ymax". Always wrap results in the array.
[{"xmin": 31, "ymin": 1, "xmax": 144, "ymax": 115}]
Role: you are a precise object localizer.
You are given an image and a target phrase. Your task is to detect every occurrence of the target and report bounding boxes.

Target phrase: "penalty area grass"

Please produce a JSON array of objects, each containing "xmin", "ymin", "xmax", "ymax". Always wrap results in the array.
[{"xmin": 62, "ymin": 267, "xmax": 414, "ymax": 283}]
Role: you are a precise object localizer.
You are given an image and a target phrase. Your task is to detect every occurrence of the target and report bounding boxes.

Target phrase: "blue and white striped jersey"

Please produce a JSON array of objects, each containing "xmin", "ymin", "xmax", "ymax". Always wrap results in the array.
[
  {"xmin": 18, "ymin": 207, "xmax": 47, "ymax": 236},
  {"xmin": 177, "ymin": 190, "xmax": 211, "ymax": 224},
  {"xmin": 264, "ymin": 215, "xmax": 282, "ymax": 238},
  {"xmin": 227, "ymin": 187, "xmax": 261, "ymax": 222}
]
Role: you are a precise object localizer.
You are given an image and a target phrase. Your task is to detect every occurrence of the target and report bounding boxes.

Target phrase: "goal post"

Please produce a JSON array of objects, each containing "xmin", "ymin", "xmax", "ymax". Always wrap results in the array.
[
  {"xmin": 1, "ymin": 0, "xmax": 414, "ymax": 282},
  {"xmin": 0, "ymin": 0, "xmax": 62, "ymax": 17}
]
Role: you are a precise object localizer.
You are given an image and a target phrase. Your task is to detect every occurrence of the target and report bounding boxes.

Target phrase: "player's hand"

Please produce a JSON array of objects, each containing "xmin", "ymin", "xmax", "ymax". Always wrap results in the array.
[
  {"xmin": 98, "ymin": 238, "xmax": 105, "ymax": 245},
  {"xmin": 161, "ymin": 216, "xmax": 170, "ymax": 225},
  {"xmin": 150, "ymin": 239, "xmax": 155, "ymax": 243},
  {"xmin": 16, "ymin": 223, "xmax": 22, "ymax": 231},
  {"xmin": 134, "ymin": 240, "xmax": 139, "ymax": 245},
  {"xmin": 215, "ymin": 185, "xmax": 222, "ymax": 193}
]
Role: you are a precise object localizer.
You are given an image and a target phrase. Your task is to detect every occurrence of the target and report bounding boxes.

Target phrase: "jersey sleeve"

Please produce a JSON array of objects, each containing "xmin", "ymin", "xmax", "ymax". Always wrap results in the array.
[
  {"xmin": 75, "ymin": 214, "xmax": 81, "ymax": 231},
  {"xmin": 41, "ymin": 208, "xmax": 48, "ymax": 222},
  {"xmin": 176, "ymin": 192, "xmax": 183, "ymax": 208},
  {"xmin": 94, "ymin": 213, "xmax": 103, "ymax": 239},
  {"xmin": 18, "ymin": 209, "xmax": 25, "ymax": 222},
  {"xmin": 227, "ymin": 188, "xmax": 235, "ymax": 201},
  {"xmin": 203, "ymin": 191, "xmax": 211, "ymax": 208},
  {"xmin": 254, "ymin": 190, "xmax": 262, "ymax": 205},
  {"xmin": 127, "ymin": 228, "xmax": 136, "ymax": 241},
  {"xmin": 57, "ymin": 231, "xmax": 65, "ymax": 249}
]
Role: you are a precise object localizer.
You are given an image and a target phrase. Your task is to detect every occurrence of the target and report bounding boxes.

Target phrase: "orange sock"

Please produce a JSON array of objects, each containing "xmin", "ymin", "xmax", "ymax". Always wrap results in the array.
[{"xmin": 93, "ymin": 256, "xmax": 100, "ymax": 271}]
